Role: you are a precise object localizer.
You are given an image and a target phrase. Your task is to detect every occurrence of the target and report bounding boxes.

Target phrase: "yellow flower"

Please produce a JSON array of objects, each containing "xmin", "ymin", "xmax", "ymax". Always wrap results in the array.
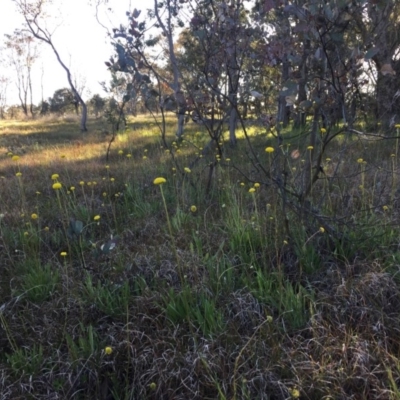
[
  {"xmin": 52, "ymin": 182, "xmax": 62, "ymax": 190},
  {"xmin": 289, "ymin": 388, "xmax": 300, "ymax": 398},
  {"xmin": 102, "ymin": 192, "xmax": 107, "ymax": 197},
  {"xmin": 70, "ymin": 186, "xmax": 75, "ymax": 191},
  {"xmin": 126, "ymin": 153, "xmax": 132, "ymax": 158},
  {"xmin": 87, "ymin": 182, "xmax": 92, "ymax": 186},
  {"xmin": 118, "ymin": 150, "xmax": 123, "ymax": 155},
  {"xmin": 319, "ymin": 227, "xmax": 325, "ymax": 233},
  {"xmin": 190, "ymin": 205, "xmax": 197, "ymax": 213},
  {"xmin": 31, "ymin": 213, "xmax": 38, "ymax": 220},
  {"xmin": 44, "ymin": 226, "xmax": 49, "ymax": 232},
  {"xmin": 51, "ymin": 174, "xmax": 59, "ymax": 180},
  {"xmin": 226, "ymin": 158, "xmax": 231, "ymax": 162},
  {"xmin": 7, "ymin": 152, "xmax": 13, "ymax": 156},
  {"xmin": 12, "ymin": 155, "xmax": 20, "ymax": 161},
  {"xmin": 60, "ymin": 251, "xmax": 67, "ymax": 257},
  {"xmin": 142, "ymin": 156, "xmax": 147, "ymax": 160},
  {"xmin": 94, "ymin": 215, "xmax": 101, "ymax": 221},
  {"xmin": 149, "ymin": 382, "xmax": 157, "ymax": 390},
  {"xmin": 240, "ymin": 182, "xmax": 245, "ymax": 186},
  {"xmin": 16, "ymin": 172, "xmax": 22, "ymax": 177},
  {"xmin": 265, "ymin": 147, "xmax": 274, "ymax": 153},
  {"xmin": 24, "ymin": 231, "xmax": 29, "ymax": 236},
  {"xmin": 36, "ymin": 191, "xmax": 41, "ymax": 195},
  {"xmin": 105, "ymin": 165, "xmax": 110, "ymax": 169},
  {"xmin": 307, "ymin": 145, "xmax": 314, "ymax": 150},
  {"xmin": 383, "ymin": 205, "xmax": 389, "ymax": 211},
  {"xmin": 357, "ymin": 158, "xmax": 363, "ymax": 164},
  {"xmin": 395, "ymin": 124, "xmax": 400, "ymax": 129},
  {"xmin": 184, "ymin": 167, "xmax": 191, "ymax": 173},
  {"xmin": 254, "ymin": 182, "xmax": 260, "ymax": 188},
  {"xmin": 320, "ymin": 128, "xmax": 327, "ymax": 134},
  {"xmin": 266, "ymin": 315, "xmax": 273, "ymax": 323},
  {"xmin": 110, "ymin": 177, "xmax": 115, "ymax": 182},
  {"xmin": 104, "ymin": 346, "xmax": 112, "ymax": 355},
  {"xmin": 153, "ymin": 177, "xmax": 166, "ymax": 185},
  {"xmin": 283, "ymin": 240, "xmax": 288, "ymax": 245},
  {"xmin": 326, "ymin": 157, "xmax": 331, "ymax": 161},
  {"xmin": 249, "ymin": 188, "xmax": 256, "ymax": 193},
  {"xmin": 79, "ymin": 181, "xmax": 85, "ymax": 186}
]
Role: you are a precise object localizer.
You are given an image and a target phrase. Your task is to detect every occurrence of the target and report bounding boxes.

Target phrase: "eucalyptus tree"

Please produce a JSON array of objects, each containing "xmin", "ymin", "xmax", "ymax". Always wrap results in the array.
[
  {"xmin": 13, "ymin": 0, "xmax": 88, "ymax": 131},
  {"xmin": 4, "ymin": 29, "xmax": 38, "ymax": 117}
]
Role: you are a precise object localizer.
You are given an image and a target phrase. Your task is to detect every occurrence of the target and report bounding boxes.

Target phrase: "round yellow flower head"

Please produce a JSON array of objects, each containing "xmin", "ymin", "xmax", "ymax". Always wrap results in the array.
[
  {"xmin": 104, "ymin": 346, "xmax": 112, "ymax": 355},
  {"xmin": 12, "ymin": 155, "xmax": 20, "ymax": 161},
  {"xmin": 254, "ymin": 183, "xmax": 260, "ymax": 188},
  {"xmin": 60, "ymin": 251, "xmax": 67, "ymax": 257},
  {"xmin": 319, "ymin": 227, "xmax": 325, "ymax": 233},
  {"xmin": 248, "ymin": 188, "xmax": 256, "ymax": 193},
  {"xmin": 118, "ymin": 150, "xmax": 123, "ymax": 155},
  {"xmin": 149, "ymin": 382, "xmax": 157, "ymax": 390},
  {"xmin": 383, "ymin": 205, "xmax": 389, "ymax": 211},
  {"xmin": 16, "ymin": 172, "xmax": 22, "ymax": 177},
  {"xmin": 31, "ymin": 213, "xmax": 38, "ymax": 220},
  {"xmin": 70, "ymin": 186, "xmax": 75, "ymax": 191},
  {"xmin": 240, "ymin": 182, "xmax": 245, "ymax": 186},
  {"xmin": 184, "ymin": 167, "xmax": 191, "ymax": 173},
  {"xmin": 7, "ymin": 152, "xmax": 13, "ymax": 157},
  {"xmin": 153, "ymin": 177, "xmax": 166, "ymax": 185},
  {"xmin": 94, "ymin": 215, "xmax": 101, "ymax": 221},
  {"xmin": 395, "ymin": 124, "xmax": 400, "ymax": 129},
  {"xmin": 51, "ymin": 174, "xmax": 59, "ymax": 180},
  {"xmin": 52, "ymin": 182, "xmax": 62, "ymax": 190},
  {"xmin": 307, "ymin": 146, "xmax": 314, "ymax": 150},
  {"xmin": 357, "ymin": 158, "xmax": 363, "ymax": 164},
  {"xmin": 289, "ymin": 388, "xmax": 300, "ymax": 398},
  {"xmin": 79, "ymin": 181, "xmax": 85, "ymax": 186},
  {"xmin": 320, "ymin": 128, "xmax": 327, "ymax": 134},
  {"xmin": 126, "ymin": 154, "xmax": 132, "ymax": 158},
  {"xmin": 190, "ymin": 205, "xmax": 197, "ymax": 213},
  {"xmin": 265, "ymin": 147, "xmax": 274, "ymax": 153}
]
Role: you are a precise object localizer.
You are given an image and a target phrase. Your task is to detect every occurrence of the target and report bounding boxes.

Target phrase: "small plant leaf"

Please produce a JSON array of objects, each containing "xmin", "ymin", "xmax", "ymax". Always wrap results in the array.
[{"xmin": 100, "ymin": 236, "xmax": 119, "ymax": 254}]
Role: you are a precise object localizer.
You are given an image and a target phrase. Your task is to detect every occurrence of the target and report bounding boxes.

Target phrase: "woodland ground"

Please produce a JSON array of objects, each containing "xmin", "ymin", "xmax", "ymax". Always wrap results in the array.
[{"xmin": 1, "ymin": 113, "xmax": 400, "ymax": 399}]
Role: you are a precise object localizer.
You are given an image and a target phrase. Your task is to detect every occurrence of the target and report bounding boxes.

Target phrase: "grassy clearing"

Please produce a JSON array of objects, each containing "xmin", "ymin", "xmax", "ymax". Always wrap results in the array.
[{"xmin": 1, "ymin": 114, "xmax": 400, "ymax": 399}]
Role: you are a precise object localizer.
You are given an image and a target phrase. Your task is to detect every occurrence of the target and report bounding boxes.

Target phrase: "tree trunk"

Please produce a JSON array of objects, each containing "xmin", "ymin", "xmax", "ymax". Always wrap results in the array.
[{"xmin": 278, "ymin": 58, "xmax": 290, "ymax": 127}]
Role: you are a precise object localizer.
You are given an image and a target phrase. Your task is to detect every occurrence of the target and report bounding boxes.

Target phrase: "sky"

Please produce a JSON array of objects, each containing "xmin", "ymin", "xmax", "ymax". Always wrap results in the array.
[{"xmin": 0, "ymin": 0, "xmax": 134, "ymax": 105}]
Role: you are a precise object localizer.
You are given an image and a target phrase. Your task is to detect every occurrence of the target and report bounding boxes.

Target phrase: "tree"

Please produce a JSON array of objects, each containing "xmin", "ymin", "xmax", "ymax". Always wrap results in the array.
[
  {"xmin": 13, "ymin": 0, "xmax": 88, "ymax": 131},
  {"xmin": 48, "ymin": 87, "xmax": 76, "ymax": 114},
  {"xmin": 4, "ymin": 29, "xmax": 38, "ymax": 117},
  {"xmin": 89, "ymin": 93, "xmax": 106, "ymax": 116},
  {"xmin": 0, "ymin": 75, "xmax": 10, "ymax": 119}
]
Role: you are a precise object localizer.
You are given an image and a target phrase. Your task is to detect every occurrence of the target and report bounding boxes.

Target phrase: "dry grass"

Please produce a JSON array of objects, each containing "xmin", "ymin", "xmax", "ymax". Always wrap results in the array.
[{"xmin": 0, "ymin": 115, "xmax": 400, "ymax": 399}]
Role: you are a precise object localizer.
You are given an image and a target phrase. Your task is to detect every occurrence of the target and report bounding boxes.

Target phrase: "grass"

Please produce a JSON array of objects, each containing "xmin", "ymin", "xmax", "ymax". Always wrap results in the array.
[{"xmin": 1, "ymin": 113, "xmax": 400, "ymax": 398}]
